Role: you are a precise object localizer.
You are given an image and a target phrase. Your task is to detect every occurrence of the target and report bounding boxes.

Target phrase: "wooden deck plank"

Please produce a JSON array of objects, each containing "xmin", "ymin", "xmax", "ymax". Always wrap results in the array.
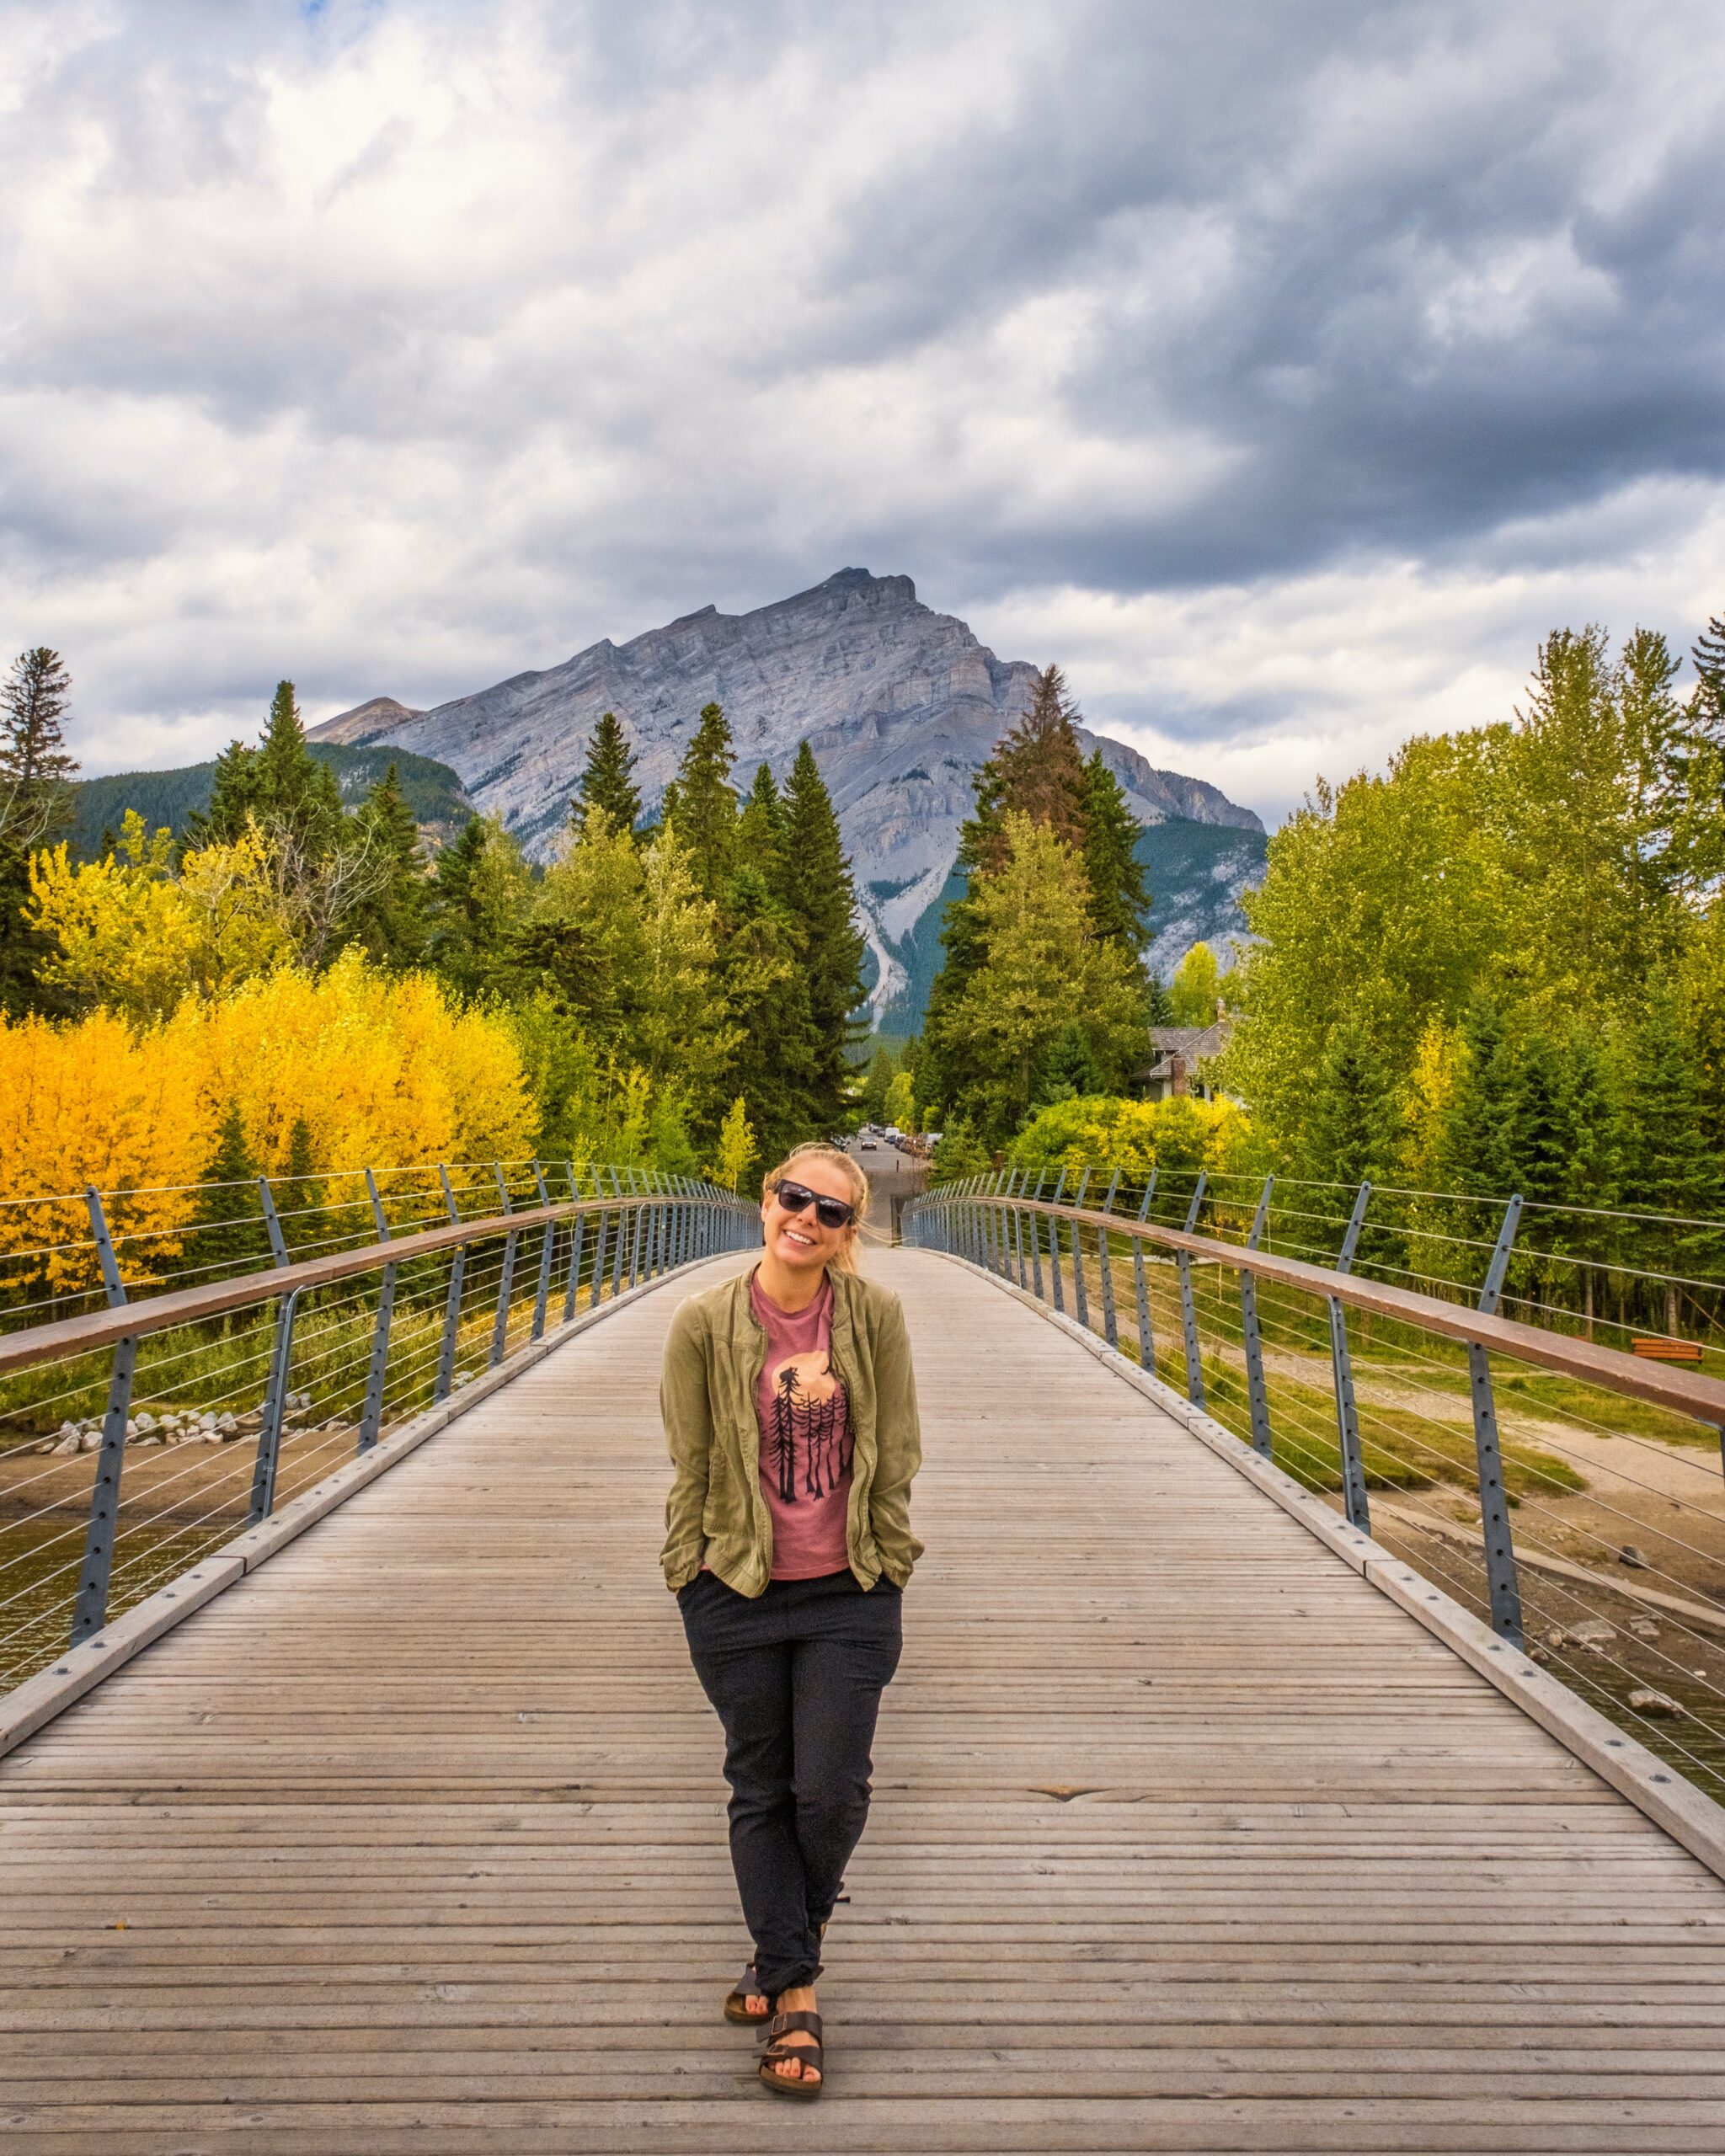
[{"xmin": 2, "ymin": 1246, "xmax": 1723, "ymax": 2152}]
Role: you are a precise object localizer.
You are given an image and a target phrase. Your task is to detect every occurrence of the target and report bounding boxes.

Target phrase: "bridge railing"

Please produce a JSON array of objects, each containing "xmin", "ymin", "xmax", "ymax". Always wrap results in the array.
[
  {"xmin": 909, "ymin": 1171, "xmax": 1725, "ymax": 1803},
  {"xmin": 0, "ymin": 1165, "xmax": 756, "ymax": 1695}
]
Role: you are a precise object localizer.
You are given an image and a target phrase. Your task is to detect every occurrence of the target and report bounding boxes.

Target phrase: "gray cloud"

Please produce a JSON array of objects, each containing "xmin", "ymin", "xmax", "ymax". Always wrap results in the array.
[{"xmin": 1, "ymin": 0, "xmax": 1722, "ymax": 819}]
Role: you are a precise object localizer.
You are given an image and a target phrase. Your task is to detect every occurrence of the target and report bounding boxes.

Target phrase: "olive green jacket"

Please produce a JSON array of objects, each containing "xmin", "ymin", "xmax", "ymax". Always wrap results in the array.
[{"xmin": 660, "ymin": 1265, "xmax": 923, "ymax": 1596}]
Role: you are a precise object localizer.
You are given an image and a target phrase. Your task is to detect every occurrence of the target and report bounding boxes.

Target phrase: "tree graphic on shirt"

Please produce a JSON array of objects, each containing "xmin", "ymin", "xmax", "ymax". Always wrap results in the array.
[{"xmin": 766, "ymin": 1351, "xmax": 852, "ymax": 1502}]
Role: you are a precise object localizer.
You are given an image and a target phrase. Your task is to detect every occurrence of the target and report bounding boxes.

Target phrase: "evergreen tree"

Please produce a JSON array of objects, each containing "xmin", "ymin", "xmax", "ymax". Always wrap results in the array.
[
  {"xmin": 1616, "ymin": 987, "xmax": 1723, "ymax": 1257},
  {"xmin": 777, "ymin": 741, "xmax": 867, "ymax": 1131},
  {"xmin": 186, "ymin": 737, "xmax": 262, "ymax": 848},
  {"xmin": 278, "ymin": 1116, "xmax": 325, "ymax": 1252},
  {"xmin": 347, "ymin": 763, "xmax": 427, "ymax": 968},
  {"xmin": 860, "ymin": 1043, "xmax": 895, "ymax": 1124},
  {"xmin": 424, "ymin": 814, "xmax": 532, "ymax": 1002},
  {"xmin": 574, "ymin": 711, "xmax": 643, "ymax": 837},
  {"xmin": 1304, "ymin": 1023, "xmax": 1399, "ymax": 1189},
  {"xmin": 1146, "ymin": 974, "xmax": 1175, "ymax": 1025},
  {"xmin": 1081, "ymin": 749, "xmax": 1151, "ymax": 952},
  {"xmin": 1438, "ymin": 997, "xmax": 1521, "ymax": 1202},
  {"xmin": 738, "ymin": 762, "xmax": 785, "ymax": 863},
  {"xmin": 0, "ymin": 647, "xmax": 77, "ymax": 843},
  {"xmin": 983, "ymin": 664, "xmax": 1090, "ymax": 860},
  {"xmin": 191, "ymin": 1102, "xmax": 265, "ymax": 1280},
  {"xmin": 930, "ymin": 1113, "xmax": 991, "ymax": 1183},
  {"xmin": 1033, "ymin": 1022, "xmax": 1110, "ymax": 1106},
  {"xmin": 719, "ymin": 862, "xmax": 817, "ymax": 1167},
  {"xmin": 660, "ymin": 702, "xmax": 739, "ymax": 903},
  {"xmin": 0, "ymin": 646, "xmax": 77, "ymax": 1017}
]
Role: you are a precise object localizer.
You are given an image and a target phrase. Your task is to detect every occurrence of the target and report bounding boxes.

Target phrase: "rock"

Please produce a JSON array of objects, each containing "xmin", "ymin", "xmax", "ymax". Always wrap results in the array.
[
  {"xmin": 216, "ymin": 1412, "xmax": 239, "ymax": 1438},
  {"xmin": 454, "ymin": 1373, "xmax": 473, "ymax": 1389},
  {"xmin": 1629, "ymin": 1617, "xmax": 1661, "ymax": 1640},
  {"xmin": 1618, "ymin": 1545, "xmax": 1651, "ymax": 1570},
  {"xmin": 135, "ymin": 1412, "xmax": 157, "ymax": 1434},
  {"xmin": 78, "ymin": 1431, "xmax": 102, "ymax": 1452},
  {"xmin": 1528, "ymin": 1644, "xmax": 1552, "ymax": 1665},
  {"xmin": 1570, "ymin": 1621, "xmax": 1618, "ymax": 1649},
  {"xmin": 53, "ymin": 1433, "xmax": 81, "ymax": 1455},
  {"xmin": 309, "ymin": 570, "xmax": 1268, "ymax": 1027},
  {"xmin": 1627, "ymin": 1688, "xmax": 1684, "ymax": 1717},
  {"xmin": 125, "ymin": 1419, "xmax": 138, "ymax": 1440},
  {"xmin": 1542, "ymin": 1627, "xmax": 1568, "ymax": 1651},
  {"xmin": 134, "ymin": 1433, "xmax": 161, "ymax": 1446},
  {"xmin": 198, "ymin": 1412, "xmax": 217, "ymax": 1433}
]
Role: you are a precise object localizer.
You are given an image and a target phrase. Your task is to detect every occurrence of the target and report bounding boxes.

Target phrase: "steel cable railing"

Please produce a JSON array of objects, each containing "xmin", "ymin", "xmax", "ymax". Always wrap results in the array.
[
  {"xmin": 0, "ymin": 1161, "xmax": 756, "ymax": 1695},
  {"xmin": 908, "ymin": 1170, "xmax": 1725, "ymax": 1806}
]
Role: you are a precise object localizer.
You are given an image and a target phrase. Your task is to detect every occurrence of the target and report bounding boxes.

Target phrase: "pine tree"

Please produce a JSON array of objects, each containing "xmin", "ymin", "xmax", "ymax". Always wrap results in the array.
[
  {"xmin": 0, "ymin": 647, "xmax": 77, "ymax": 844},
  {"xmin": 191, "ymin": 1102, "xmax": 265, "ymax": 1281},
  {"xmin": 1305, "ymin": 1023, "xmax": 1399, "ymax": 1189},
  {"xmin": 186, "ymin": 737, "xmax": 262, "ymax": 848},
  {"xmin": 778, "ymin": 741, "xmax": 867, "ymax": 1131},
  {"xmin": 660, "ymin": 702, "xmax": 739, "ymax": 903},
  {"xmin": 860, "ymin": 1043, "xmax": 895, "ymax": 1124},
  {"xmin": 574, "ymin": 711, "xmax": 643, "ymax": 837},
  {"xmin": 719, "ymin": 862, "xmax": 817, "ymax": 1166},
  {"xmin": 738, "ymin": 763, "xmax": 784, "ymax": 863},
  {"xmin": 347, "ymin": 763, "xmax": 427, "ymax": 967},
  {"xmin": 1437, "ymin": 998, "xmax": 1523, "ymax": 1247},
  {"xmin": 424, "ymin": 814, "xmax": 531, "ymax": 1002},
  {"xmin": 256, "ymin": 681, "xmax": 344, "ymax": 859},
  {"xmin": 278, "ymin": 1115, "xmax": 325, "ymax": 1251},
  {"xmin": 985, "ymin": 664, "xmax": 1089, "ymax": 859},
  {"xmin": 1033, "ymin": 1022, "xmax": 1110, "ymax": 1106},
  {"xmin": 1616, "ymin": 986, "xmax": 1724, "ymax": 1315},
  {"xmin": 0, "ymin": 646, "xmax": 77, "ymax": 1017},
  {"xmin": 1081, "ymin": 749, "xmax": 1151, "ymax": 952},
  {"xmin": 1146, "ymin": 974, "xmax": 1175, "ymax": 1025}
]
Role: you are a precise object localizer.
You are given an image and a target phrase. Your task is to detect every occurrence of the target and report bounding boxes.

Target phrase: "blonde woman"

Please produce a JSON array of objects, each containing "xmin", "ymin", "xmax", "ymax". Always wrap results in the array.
[{"xmin": 660, "ymin": 1142, "xmax": 922, "ymax": 2099}]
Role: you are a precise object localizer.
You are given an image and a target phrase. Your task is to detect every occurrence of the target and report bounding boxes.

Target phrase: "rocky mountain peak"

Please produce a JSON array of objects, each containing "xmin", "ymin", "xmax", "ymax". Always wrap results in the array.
[{"xmin": 310, "ymin": 571, "xmax": 1263, "ymax": 1024}]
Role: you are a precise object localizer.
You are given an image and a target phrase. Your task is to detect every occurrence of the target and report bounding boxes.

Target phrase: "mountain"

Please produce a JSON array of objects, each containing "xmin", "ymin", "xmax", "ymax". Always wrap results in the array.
[
  {"xmin": 65, "ymin": 744, "xmax": 474, "ymax": 861},
  {"xmin": 310, "ymin": 568, "xmax": 1264, "ymax": 1028}
]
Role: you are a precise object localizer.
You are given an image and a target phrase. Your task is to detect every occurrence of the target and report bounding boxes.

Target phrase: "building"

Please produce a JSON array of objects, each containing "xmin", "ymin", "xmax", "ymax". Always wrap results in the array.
[{"xmin": 1134, "ymin": 1019, "xmax": 1230, "ymax": 1102}]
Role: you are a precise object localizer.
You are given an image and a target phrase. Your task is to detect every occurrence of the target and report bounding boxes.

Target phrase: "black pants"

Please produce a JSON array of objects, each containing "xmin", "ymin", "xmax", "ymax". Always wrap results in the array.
[{"xmin": 679, "ymin": 1566, "xmax": 903, "ymax": 1996}]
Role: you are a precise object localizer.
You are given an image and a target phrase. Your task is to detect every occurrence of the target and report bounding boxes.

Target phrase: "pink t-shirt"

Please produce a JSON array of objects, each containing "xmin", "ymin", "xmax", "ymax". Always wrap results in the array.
[{"xmin": 750, "ymin": 1269, "xmax": 853, "ymax": 1580}]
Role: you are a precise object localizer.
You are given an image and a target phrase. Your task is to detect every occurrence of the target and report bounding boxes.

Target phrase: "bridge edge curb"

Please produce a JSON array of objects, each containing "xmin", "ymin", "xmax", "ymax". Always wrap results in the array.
[
  {"xmin": 915, "ymin": 1246, "xmax": 1725, "ymax": 1884},
  {"xmin": 0, "ymin": 1254, "xmax": 724, "ymax": 1762}
]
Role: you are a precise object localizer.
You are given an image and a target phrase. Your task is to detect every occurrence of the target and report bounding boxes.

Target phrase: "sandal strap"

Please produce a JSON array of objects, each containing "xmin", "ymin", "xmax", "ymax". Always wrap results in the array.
[
  {"xmin": 761, "ymin": 2038, "xmax": 824, "ymax": 2070},
  {"xmin": 761, "ymin": 2009, "xmax": 822, "ymax": 2041}
]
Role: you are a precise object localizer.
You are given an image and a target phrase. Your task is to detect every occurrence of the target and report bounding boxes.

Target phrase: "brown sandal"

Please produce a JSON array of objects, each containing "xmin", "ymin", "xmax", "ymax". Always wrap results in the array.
[
  {"xmin": 723, "ymin": 1963, "xmax": 770, "ymax": 2025},
  {"xmin": 758, "ymin": 2009, "xmax": 823, "ymax": 2098}
]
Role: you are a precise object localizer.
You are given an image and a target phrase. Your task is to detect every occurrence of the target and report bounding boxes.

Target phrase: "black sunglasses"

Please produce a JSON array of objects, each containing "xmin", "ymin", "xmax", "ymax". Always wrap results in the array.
[{"xmin": 770, "ymin": 1177, "xmax": 857, "ymax": 1230}]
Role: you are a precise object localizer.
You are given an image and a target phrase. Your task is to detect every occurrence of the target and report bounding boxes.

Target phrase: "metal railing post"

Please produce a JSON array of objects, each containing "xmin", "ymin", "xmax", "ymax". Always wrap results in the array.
[
  {"xmin": 1241, "ymin": 1177, "xmax": 1274, "ymax": 1459},
  {"xmin": 1133, "ymin": 1174, "xmax": 1156, "ymax": 1375},
  {"xmin": 590, "ymin": 1209, "xmax": 608, "ymax": 1307},
  {"xmin": 1177, "ymin": 1173, "xmax": 1208, "ymax": 1406},
  {"xmin": 1048, "ymin": 1171, "xmax": 1067, "ymax": 1311},
  {"xmin": 249, "ymin": 1284, "xmax": 303, "ymax": 1524},
  {"xmin": 259, "ymin": 1178, "xmax": 289, "ymax": 1268},
  {"xmin": 1471, "ymin": 1196, "xmax": 1527, "ymax": 1646},
  {"xmin": 1029, "ymin": 1193, "xmax": 1044, "ymax": 1299},
  {"xmin": 562, "ymin": 1163, "xmax": 585, "ymax": 1322},
  {"xmin": 490, "ymin": 1165, "xmax": 519, "ymax": 1365},
  {"xmin": 1070, "ymin": 1214, "xmax": 1089, "ymax": 1329},
  {"xmin": 70, "ymin": 1188, "xmax": 136, "ymax": 1644},
  {"xmin": 1098, "ymin": 1169, "xmax": 1121, "ymax": 1348},
  {"xmin": 611, "ymin": 1190, "xmax": 628, "ymax": 1297},
  {"xmin": 434, "ymin": 1164, "xmax": 464, "ymax": 1403},
  {"xmin": 358, "ymin": 1168, "xmax": 396, "ymax": 1451},
  {"xmin": 1327, "ymin": 1182, "xmax": 1373, "ymax": 1531},
  {"xmin": 530, "ymin": 1163, "xmax": 556, "ymax": 1338}
]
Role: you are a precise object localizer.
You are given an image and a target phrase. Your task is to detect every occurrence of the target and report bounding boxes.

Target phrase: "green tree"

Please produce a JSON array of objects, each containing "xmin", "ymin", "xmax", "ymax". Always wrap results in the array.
[
  {"xmin": 935, "ymin": 814, "xmax": 1148, "ymax": 1143},
  {"xmin": 978, "ymin": 664, "xmax": 1090, "ymax": 862},
  {"xmin": 1438, "ymin": 998, "xmax": 1521, "ymax": 1203},
  {"xmin": 660, "ymin": 702, "xmax": 739, "ymax": 903},
  {"xmin": 1033, "ymin": 1021, "xmax": 1109, "ymax": 1106},
  {"xmin": 1146, "ymin": 974, "xmax": 1175, "ymax": 1026},
  {"xmin": 777, "ymin": 741, "xmax": 867, "ymax": 1132},
  {"xmin": 860, "ymin": 1043, "xmax": 895, "ymax": 1124},
  {"xmin": 1081, "ymin": 749, "xmax": 1151, "ymax": 952},
  {"xmin": 713, "ymin": 1093, "xmax": 759, "ymax": 1193},
  {"xmin": 1168, "ymin": 942, "xmax": 1221, "ymax": 1027},
  {"xmin": 346, "ymin": 763, "xmax": 427, "ymax": 968},
  {"xmin": 191, "ymin": 1102, "xmax": 266, "ymax": 1281},
  {"xmin": 884, "ymin": 1068, "xmax": 916, "ymax": 1132},
  {"xmin": 739, "ymin": 762, "xmax": 785, "ymax": 860},
  {"xmin": 425, "ymin": 814, "xmax": 533, "ymax": 1002},
  {"xmin": 929, "ymin": 1113, "xmax": 991, "ymax": 1183},
  {"xmin": 719, "ymin": 859, "xmax": 817, "ymax": 1167},
  {"xmin": 1303, "ymin": 1023, "xmax": 1399, "ymax": 1187},
  {"xmin": 574, "ymin": 711, "xmax": 643, "ymax": 837},
  {"xmin": 0, "ymin": 646, "xmax": 78, "ymax": 1017}
]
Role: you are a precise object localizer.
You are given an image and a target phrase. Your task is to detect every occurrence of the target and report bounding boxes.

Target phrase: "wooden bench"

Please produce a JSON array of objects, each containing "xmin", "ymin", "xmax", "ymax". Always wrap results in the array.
[{"xmin": 1632, "ymin": 1335, "xmax": 1706, "ymax": 1362}]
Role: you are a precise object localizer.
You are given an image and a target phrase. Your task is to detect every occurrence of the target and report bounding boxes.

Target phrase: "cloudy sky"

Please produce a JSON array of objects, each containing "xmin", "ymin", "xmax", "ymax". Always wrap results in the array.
[{"xmin": 3, "ymin": 0, "xmax": 1724, "ymax": 824}]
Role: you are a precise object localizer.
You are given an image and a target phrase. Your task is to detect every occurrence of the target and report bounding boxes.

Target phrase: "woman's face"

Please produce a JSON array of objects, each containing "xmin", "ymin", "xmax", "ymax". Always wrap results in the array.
[{"xmin": 759, "ymin": 1157, "xmax": 859, "ymax": 1273}]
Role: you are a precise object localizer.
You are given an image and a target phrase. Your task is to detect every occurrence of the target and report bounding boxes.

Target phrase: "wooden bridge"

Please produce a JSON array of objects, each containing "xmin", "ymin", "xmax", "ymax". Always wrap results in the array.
[{"xmin": 4, "ymin": 1238, "xmax": 1724, "ymax": 2152}]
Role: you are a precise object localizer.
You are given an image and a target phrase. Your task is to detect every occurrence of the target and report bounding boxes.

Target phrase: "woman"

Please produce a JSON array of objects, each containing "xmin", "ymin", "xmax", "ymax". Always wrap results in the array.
[{"xmin": 660, "ymin": 1142, "xmax": 922, "ymax": 2099}]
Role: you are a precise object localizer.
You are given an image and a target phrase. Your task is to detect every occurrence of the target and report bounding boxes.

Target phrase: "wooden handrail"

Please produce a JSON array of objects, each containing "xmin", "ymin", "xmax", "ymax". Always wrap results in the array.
[
  {"xmin": 936, "ymin": 1194, "xmax": 1725, "ymax": 1429},
  {"xmin": 0, "ymin": 1194, "xmax": 717, "ymax": 1377}
]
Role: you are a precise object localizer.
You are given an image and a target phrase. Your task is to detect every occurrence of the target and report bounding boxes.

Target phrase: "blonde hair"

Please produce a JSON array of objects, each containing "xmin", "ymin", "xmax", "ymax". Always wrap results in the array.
[{"xmin": 764, "ymin": 1143, "xmax": 869, "ymax": 1273}]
